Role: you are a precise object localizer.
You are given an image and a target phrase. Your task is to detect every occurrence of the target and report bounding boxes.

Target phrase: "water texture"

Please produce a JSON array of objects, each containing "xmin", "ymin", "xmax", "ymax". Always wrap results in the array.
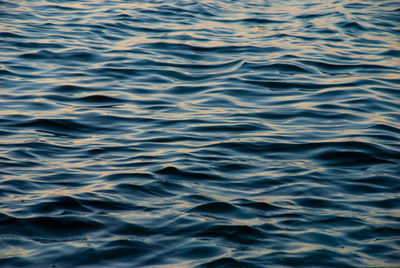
[{"xmin": 1, "ymin": 0, "xmax": 400, "ymax": 267}]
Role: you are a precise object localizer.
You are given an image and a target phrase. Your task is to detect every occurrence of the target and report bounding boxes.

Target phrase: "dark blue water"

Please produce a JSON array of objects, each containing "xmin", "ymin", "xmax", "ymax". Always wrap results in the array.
[{"xmin": 1, "ymin": 0, "xmax": 400, "ymax": 267}]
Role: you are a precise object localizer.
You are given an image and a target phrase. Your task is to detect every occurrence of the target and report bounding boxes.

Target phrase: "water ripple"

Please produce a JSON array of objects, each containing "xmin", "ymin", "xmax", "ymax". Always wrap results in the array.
[{"xmin": 1, "ymin": 0, "xmax": 400, "ymax": 267}]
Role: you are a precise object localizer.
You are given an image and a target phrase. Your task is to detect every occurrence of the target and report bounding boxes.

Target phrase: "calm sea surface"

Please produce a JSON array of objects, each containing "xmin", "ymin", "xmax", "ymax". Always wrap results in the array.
[{"xmin": 1, "ymin": 0, "xmax": 400, "ymax": 267}]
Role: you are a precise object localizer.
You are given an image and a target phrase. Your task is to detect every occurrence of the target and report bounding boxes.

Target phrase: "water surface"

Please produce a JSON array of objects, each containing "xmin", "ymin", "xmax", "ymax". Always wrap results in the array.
[{"xmin": 1, "ymin": 0, "xmax": 400, "ymax": 267}]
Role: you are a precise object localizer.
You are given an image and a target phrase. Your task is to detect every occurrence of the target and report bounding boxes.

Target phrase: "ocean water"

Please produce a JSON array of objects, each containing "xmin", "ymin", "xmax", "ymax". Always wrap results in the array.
[{"xmin": 1, "ymin": 0, "xmax": 400, "ymax": 267}]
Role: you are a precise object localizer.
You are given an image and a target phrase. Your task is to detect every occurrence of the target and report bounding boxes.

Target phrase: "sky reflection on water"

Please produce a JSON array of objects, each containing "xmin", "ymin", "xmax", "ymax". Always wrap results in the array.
[{"xmin": 1, "ymin": 0, "xmax": 400, "ymax": 267}]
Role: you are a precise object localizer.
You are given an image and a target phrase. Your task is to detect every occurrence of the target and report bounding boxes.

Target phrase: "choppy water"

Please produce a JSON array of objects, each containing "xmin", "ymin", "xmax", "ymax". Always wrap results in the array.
[{"xmin": 1, "ymin": 0, "xmax": 400, "ymax": 267}]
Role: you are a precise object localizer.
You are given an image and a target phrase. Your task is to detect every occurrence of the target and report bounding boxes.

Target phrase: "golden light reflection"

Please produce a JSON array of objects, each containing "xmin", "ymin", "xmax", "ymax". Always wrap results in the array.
[{"xmin": 0, "ymin": 246, "xmax": 34, "ymax": 259}]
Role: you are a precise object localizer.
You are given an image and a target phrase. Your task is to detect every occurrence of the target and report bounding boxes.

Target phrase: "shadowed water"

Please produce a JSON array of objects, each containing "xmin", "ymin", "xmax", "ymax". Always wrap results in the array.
[{"xmin": 1, "ymin": 0, "xmax": 400, "ymax": 267}]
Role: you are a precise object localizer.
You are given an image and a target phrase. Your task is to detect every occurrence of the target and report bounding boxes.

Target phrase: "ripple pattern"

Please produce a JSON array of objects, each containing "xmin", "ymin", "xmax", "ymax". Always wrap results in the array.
[{"xmin": 1, "ymin": 0, "xmax": 400, "ymax": 267}]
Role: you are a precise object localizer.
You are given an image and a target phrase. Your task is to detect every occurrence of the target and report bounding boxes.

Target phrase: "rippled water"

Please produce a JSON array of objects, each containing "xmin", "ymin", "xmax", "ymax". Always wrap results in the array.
[{"xmin": 1, "ymin": 0, "xmax": 400, "ymax": 267}]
